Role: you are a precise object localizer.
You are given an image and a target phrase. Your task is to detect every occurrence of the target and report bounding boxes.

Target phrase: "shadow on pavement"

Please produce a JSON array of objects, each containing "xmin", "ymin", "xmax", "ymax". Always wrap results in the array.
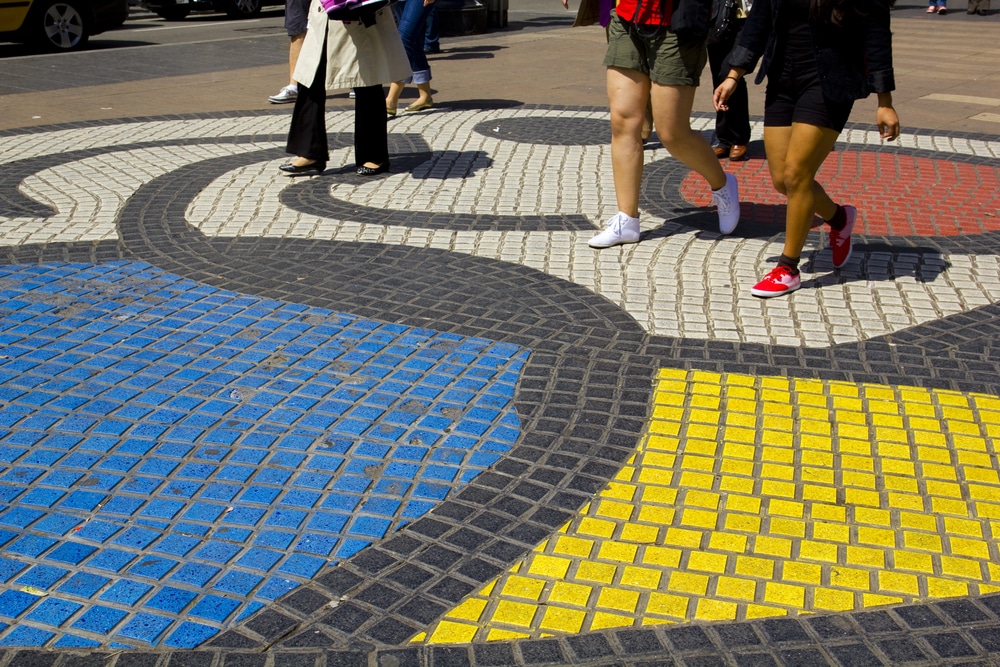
[
  {"xmin": 438, "ymin": 98, "xmax": 524, "ymax": 110},
  {"xmin": 428, "ymin": 44, "xmax": 504, "ymax": 60}
]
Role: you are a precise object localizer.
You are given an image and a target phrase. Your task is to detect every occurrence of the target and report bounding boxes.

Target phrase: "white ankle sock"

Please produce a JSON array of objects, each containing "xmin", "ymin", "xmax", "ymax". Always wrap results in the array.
[{"xmin": 618, "ymin": 212, "xmax": 640, "ymax": 225}]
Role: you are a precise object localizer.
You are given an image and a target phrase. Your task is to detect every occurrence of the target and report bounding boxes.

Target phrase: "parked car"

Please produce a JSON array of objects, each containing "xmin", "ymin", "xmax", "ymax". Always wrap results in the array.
[
  {"xmin": 0, "ymin": 0, "xmax": 127, "ymax": 50},
  {"xmin": 141, "ymin": 0, "xmax": 281, "ymax": 20}
]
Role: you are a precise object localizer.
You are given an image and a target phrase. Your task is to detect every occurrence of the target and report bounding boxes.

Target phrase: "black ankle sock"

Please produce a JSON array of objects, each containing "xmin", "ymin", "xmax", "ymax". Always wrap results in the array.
[
  {"xmin": 777, "ymin": 254, "xmax": 800, "ymax": 274},
  {"xmin": 827, "ymin": 205, "xmax": 847, "ymax": 231}
]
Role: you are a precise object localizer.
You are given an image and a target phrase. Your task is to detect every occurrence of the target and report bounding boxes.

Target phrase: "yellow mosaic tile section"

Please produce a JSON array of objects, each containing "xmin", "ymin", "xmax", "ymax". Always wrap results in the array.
[{"xmin": 418, "ymin": 369, "xmax": 1000, "ymax": 643}]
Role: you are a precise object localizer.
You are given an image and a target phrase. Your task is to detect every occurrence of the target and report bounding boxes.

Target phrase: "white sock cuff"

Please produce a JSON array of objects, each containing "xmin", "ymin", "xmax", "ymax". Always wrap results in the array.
[{"xmin": 618, "ymin": 211, "xmax": 640, "ymax": 224}]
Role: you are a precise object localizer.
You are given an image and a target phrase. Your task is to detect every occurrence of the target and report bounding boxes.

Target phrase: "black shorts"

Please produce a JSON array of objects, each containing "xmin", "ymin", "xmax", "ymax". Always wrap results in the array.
[
  {"xmin": 284, "ymin": 0, "xmax": 310, "ymax": 35},
  {"xmin": 763, "ymin": 56, "xmax": 854, "ymax": 132}
]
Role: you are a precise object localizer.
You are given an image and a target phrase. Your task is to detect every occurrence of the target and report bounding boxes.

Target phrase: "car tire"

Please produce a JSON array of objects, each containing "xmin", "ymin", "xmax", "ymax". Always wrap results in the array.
[
  {"xmin": 224, "ymin": 0, "xmax": 260, "ymax": 18},
  {"xmin": 155, "ymin": 6, "xmax": 191, "ymax": 19},
  {"xmin": 34, "ymin": 0, "xmax": 89, "ymax": 51}
]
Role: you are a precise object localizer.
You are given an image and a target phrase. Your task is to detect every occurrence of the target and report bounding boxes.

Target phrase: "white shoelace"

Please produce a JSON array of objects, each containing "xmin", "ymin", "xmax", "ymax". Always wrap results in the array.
[{"xmin": 712, "ymin": 185, "xmax": 733, "ymax": 215}]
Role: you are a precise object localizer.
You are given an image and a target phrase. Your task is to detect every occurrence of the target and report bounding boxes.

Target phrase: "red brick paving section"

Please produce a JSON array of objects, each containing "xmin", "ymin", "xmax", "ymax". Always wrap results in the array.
[{"xmin": 681, "ymin": 151, "xmax": 1000, "ymax": 236}]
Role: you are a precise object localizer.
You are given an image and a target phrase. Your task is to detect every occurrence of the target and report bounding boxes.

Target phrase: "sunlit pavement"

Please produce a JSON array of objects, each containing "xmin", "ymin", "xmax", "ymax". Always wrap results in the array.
[{"xmin": 1, "ymin": 6, "xmax": 1000, "ymax": 666}]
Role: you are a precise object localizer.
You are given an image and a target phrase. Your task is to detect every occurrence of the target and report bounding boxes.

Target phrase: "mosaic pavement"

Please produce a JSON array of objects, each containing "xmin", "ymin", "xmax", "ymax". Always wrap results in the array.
[{"xmin": 0, "ymin": 106, "xmax": 999, "ymax": 665}]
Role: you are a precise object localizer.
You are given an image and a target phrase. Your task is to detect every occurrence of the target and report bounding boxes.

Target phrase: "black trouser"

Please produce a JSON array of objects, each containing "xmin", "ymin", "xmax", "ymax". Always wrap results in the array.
[
  {"xmin": 286, "ymin": 37, "xmax": 390, "ymax": 168},
  {"xmin": 707, "ymin": 18, "xmax": 751, "ymax": 149}
]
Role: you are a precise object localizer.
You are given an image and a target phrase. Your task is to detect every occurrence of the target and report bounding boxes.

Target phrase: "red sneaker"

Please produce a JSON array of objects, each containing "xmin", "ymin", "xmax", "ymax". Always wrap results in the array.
[
  {"xmin": 751, "ymin": 265, "xmax": 801, "ymax": 298},
  {"xmin": 830, "ymin": 205, "xmax": 857, "ymax": 269}
]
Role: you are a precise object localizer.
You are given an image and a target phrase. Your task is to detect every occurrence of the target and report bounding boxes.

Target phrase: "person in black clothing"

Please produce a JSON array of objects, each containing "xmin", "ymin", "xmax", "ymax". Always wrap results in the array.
[
  {"xmin": 708, "ymin": 0, "xmax": 751, "ymax": 160},
  {"xmin": 713, "ymin": 0, "xmax": 900, "ymax": 298}
]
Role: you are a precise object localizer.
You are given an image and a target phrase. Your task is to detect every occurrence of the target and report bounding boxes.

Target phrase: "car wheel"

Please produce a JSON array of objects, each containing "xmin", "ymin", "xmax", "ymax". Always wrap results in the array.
[
  {"xmin": 155, "ymin": 6, "xmax": 190, "ymax": 19},
  {"xmin": 35, "ymin": 0, "xmax": 89, "ymax": 51},
  {"xmin": 225, "ymin": 0, "xmax": 260, "ymax": 18}
]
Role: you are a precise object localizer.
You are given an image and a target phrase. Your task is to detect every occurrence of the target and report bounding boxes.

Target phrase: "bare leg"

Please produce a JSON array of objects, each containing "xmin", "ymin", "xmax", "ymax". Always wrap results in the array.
[
  {"xmin": 763, "ymin": 124, "xmax": 841, "ymax": 259},
  {"xmin": 641, "ymin": 98, "xmax": 653, "ymax": 141},
  {"xmin": 413, "ymin": 81, "xmax": 433, "ymax": 107},
  {"xmin": 649, "ymin": 83, "xmax": 727, "ymax": 191},
  {"xmin": 607, "ymin": 66, "xmax": 650, "ymax": 217},
  {"xmin": 289, "ymin": 33, "xmax": 305, "ymax": 86},
  {"xmin": 385, "ymin": 81, "xmax": 405, "ymax": 111}
]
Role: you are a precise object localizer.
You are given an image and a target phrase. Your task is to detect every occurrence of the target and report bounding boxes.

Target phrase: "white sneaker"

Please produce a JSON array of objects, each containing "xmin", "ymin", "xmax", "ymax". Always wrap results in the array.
[
  {"xmin": 349, "ymin": 90, "xmax": 356, "ymax": 99},
  {"xmin": 268, "ymin": 85, "xmax": 298, "ymax": 104},
  {"xmin": 588, "ymin": 213, "xmax": 641, "ymax": 249},
  {"xmin": 712, "ymin": 172, "xmax": 741, "ymax": 235}
]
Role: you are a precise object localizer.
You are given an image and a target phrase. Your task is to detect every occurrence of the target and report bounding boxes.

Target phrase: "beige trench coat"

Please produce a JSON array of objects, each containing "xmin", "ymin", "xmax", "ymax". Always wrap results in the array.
[{"xmin": 293, "ymin": 0, "xmax": 411, "ymax": 91}]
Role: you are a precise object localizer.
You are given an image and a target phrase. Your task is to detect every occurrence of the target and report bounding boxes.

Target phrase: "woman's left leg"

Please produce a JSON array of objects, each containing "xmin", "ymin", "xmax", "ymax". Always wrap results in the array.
[
  {"xmin": 354, "ymin": 84, "xmax": 390, "ymax": 172},
  {"xmin": 780, "ymin": 122, "xmax": 841, "ymax": 259},
  {"xmin": 751, "ymin": 122, "xmax": 840, "ymax": 297}
]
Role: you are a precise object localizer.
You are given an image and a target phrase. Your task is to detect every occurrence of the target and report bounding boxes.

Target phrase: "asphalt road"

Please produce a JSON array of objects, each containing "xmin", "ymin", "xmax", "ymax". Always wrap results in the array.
[
  {"xmin": 0, "ymin": 8, "xmax": 290, "ymax": 94},
  {"xmin": 0, "ymin": 0, "xmax": 586, "ymax": 95},
  {"xmin": 0, "ymin": 0, "xmax": 583, "ymax": 58}
]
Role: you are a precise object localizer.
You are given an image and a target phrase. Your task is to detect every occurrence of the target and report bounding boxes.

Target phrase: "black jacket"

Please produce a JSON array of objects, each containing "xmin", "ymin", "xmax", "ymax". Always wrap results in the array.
[
  {"xmin": 671, "ymin": 0, "xmax": 713, "ymax": 40},
  {"xmin": 728, "ymin": 0, "xmax": 895, "ymax": 102}
]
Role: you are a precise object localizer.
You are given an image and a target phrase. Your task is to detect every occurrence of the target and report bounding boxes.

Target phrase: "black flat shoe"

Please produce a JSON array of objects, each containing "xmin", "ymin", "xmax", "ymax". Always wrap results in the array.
[
  {"xmin": 280, "ymin": 161, "xmax": 325, "ymax": 176},
  {"xmin": 356, "ymin": 162, "xmax": 389, "ymax": 176}
]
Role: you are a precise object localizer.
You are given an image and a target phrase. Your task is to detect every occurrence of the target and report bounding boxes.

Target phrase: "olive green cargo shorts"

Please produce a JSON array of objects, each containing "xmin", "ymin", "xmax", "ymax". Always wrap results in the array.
[{"xmin": 603, "ymin": 12, "xmax": 708, "ymax": 87}]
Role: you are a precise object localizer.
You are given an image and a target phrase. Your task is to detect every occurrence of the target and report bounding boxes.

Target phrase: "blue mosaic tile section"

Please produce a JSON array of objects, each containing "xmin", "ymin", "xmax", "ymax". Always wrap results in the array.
[{"xmin": 0, "ymin": 262, "xmax": 526, "ymax": 648}]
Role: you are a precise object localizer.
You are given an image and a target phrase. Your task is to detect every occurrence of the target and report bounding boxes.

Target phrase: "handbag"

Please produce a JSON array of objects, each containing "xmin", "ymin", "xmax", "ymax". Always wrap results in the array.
[
  {"xmin": 321, "ymin": 0, "xmax": 393, "ymax": 22},
  {"xmin": 707, "ymin": 0, "xmax": 737, "ymax": 44}
]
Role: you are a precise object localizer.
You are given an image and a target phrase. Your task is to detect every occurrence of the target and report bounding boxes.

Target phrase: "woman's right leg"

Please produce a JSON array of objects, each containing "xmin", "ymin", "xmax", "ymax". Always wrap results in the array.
[
  {"xmin": 385, "ymin": 80, "xmax": 405, "ymax": 112},
  {"xmin": 285, "ymin": 39, "xmax": 329, "ymax": 165},
  {"xmin": 607, "ymin": 66, "xmax": 651, "ymax": 218},
  {"xmin": 585, "ymin": 65, "xmax": 648, "ymax": 248}
]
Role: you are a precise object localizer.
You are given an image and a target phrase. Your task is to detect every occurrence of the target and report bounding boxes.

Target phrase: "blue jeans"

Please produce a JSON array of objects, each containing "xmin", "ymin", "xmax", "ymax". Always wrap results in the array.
[
  {"xmin": 928, "ymin": 0, "xmax": 945, "ymax": 6},
  {"xmin": 394, "ymin": 0, "xmax": 434, "ymax": 84},
  {"xmin": 424, "ymin": 4, "xmax": 440, "ymax": 52}
]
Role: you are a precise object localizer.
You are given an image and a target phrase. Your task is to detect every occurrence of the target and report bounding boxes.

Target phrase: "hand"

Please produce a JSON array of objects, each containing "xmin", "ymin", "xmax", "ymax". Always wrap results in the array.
[
  {"xmin": 877, "ymin": 105, "xmax": 900, "ymax": 141},
  {"xmin": 561, "ymin": 0, "xmax": 568, "ymax": 8},
  {"xmin": 713, "ymin": 78, "xmax": 738, "ymax": 111}
]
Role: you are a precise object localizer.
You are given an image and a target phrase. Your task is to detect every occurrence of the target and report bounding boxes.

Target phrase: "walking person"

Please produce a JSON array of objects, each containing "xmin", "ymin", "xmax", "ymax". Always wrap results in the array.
[
  {"xmin": 967, "ymin": 0, "xmax": 989, "ymax": 14},
  {"xmin": 707, "ymin": 0, "xmax": 751, "ymax": 160},
  {"xmin": 586, "ymin": 0, "xmax": 742, "ymax": 249},
  {"xmin": 713, "ymin": 0, "xmax": 900, "ymax": 298},
  {"xmin": 927, "ymin": 0, "xmax": 946, "ymax": 13},
  {"xmin": 384, "ymin": 0, "xmax": 436, "ymax": 116},
  {"xmin": 281, "ymin": 0, "xmax": 411, "ymax": 177},
  {"xmin": 424, "ymin": 3, "xmax": 440, "ymax": 53},
  {"xmin": 268, "ymin": 0, "xmax": 312, "ymax": 104}
]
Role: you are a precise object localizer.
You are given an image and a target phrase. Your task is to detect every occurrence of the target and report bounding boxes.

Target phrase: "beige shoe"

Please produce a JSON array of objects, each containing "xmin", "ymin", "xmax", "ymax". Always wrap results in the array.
[{"xmin": 403, "ymin": 100, "xmax": 433, "ymax": 113}]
